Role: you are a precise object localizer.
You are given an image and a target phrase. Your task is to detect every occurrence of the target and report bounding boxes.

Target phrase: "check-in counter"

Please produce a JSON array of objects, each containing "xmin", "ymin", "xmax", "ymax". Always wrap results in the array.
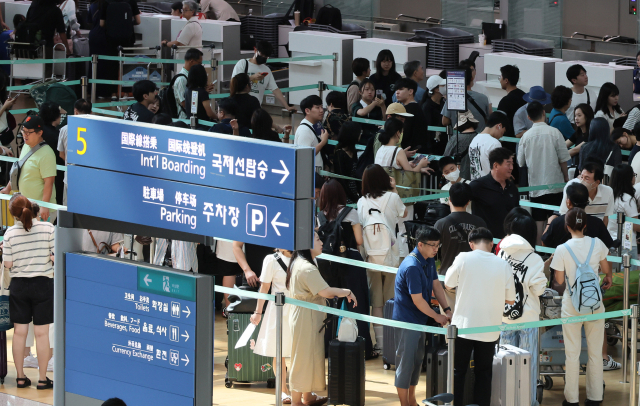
[
  {"xmin": 288, "ymin": 31, "xmax": 359, "ymax": 106},
  {"xmin": 134, "ymin": 13, "xmax": 174, "ymax": 49},
  {"xmin": 170, "ymin": 18, "xmax": 240, "ymax": 80},
  {"xmin": 554, "ymin": 60, "xmax": 634, "ymax": 111},
  {"xmin": 353, "ymin": 38, "xmax": 427, "ymax": 77},
  {"xmin": 475, "ymin": 52, "xmax": 562, "ymax": 107}
]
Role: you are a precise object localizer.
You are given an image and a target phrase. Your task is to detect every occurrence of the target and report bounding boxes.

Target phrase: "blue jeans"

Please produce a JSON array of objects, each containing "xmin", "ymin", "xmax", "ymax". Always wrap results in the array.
[{"xmin": 500, "ymin": 327, "xmax": 539, "ymax": 406}]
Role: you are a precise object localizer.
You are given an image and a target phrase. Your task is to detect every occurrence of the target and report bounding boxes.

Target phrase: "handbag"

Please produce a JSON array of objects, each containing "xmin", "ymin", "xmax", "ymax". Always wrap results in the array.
[
  {"xmin": 0, "ymin": 261, "xmax": 11, "ymax": 331},
  {"xmin": 382, "ymin": 147, "xmax": 420, "ymax": 201},
  {"xmin": 337, "ymin": 300, "xmax": 358, "ymax": 342},
  {"xmin": 9, "ymin": 141, "xmax": 46, "ymax": 191}
]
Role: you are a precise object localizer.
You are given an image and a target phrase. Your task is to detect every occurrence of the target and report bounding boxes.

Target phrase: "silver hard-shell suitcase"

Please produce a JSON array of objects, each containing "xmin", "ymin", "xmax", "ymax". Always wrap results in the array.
[{"xmin": 490, "ymin": 344, "xmax": 531, "ymax": 406}]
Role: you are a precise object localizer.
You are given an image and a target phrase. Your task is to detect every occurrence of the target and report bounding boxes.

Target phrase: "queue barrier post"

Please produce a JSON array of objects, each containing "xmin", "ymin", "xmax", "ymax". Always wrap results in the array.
[
  {"xmin": 211, "ymin": 57, "xmax": 220, "ymax": 95},
  {"xmin": 622, "ymin": 254, "xmax": 631, "ymax": 383},
  {"xmin": 446, "ymin": 324, "xmax": 457, "ymax": 404},
  {"xmin": 275, "ymin": 292, "xmax": 285, "ymax": 406},
  {"xmin": 630, "ymin": 304, "xmax": 638, "ymax": 406},
  {"xmin": 617, "ymin": 212, "xmax": 625, "ymax": 263},
  {"xmin": 318, "ymin": 81, "xmax": 325, "ymax": 103},
  {"xmin": 332, "ymin": 52, "xmax": 339, "ymax": 86},
  {"xmin": 91, "ymin": 54, "xmax": 98, "ymax": 104},
  {"xmin": 190, "ymin": 116, "xmax": 196, "ymax": 130},
  {"xmin": 80, "ymin": 76, "xmax": 88, "ymax": 101}
]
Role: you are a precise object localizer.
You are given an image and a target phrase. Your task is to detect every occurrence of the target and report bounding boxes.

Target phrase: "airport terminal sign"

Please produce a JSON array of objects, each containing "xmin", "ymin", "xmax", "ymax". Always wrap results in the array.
[{"xmin": 66, "ymin": 116, "xmax": 315, "ymax": 200}]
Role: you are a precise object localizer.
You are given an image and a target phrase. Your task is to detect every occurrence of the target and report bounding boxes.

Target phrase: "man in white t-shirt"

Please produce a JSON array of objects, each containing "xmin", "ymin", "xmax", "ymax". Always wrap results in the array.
[
  {"xmin": 57, "ymin": 99, "xmax": 92, "ymax": 206},
  {"xmin": 161, "ymin": 1, "xmax": 202, "ymax": 48},
  {"xmin": 566, "ymin": 64, "xmax": 595, "ymax": 123},
  {"xmin": 200, "ymin": 0, "xmax": 239, "ymax": 21},
  {"xmin": 444, "ymin": 227, "xmax": 515, "ymax": 406},
  {"xmin": 231, "ymin": 40, "xmax": 297, "ymax": 113},
  {"xmin": 468, "ymin": 111, "xmax": 507, "ymax": 180},
  {"xmin": 555, "ymin": 162, "xmax": 614, "ymax": 226},
  {"xmin": 294, "ymin": 95, "xmax": 329, "ymax": 175}
]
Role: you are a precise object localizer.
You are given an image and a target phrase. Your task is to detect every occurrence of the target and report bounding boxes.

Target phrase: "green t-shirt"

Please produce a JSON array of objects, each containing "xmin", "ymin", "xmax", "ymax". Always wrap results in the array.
[{"xmin": 17, "ymin": 143, "xmax": 57, "ymax": 204}]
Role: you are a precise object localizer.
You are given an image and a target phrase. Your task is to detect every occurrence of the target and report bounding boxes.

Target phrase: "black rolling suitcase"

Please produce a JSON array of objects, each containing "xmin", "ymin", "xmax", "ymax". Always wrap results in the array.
[
  {"xmin": 382, "ymin": 298, "xmax": 395, "ymax": 370},
  {"xmin": 327, "ymin": 299, "xmax": 365, "ymax": 406},
  {"xmin": 0, "ymin": 331, "xmax": 6, "ymax": 384}
]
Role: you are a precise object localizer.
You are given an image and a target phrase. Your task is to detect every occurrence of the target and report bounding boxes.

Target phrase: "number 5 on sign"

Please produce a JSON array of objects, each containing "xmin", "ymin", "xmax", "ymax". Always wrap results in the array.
[{"xmin": 77, "ymin": 127, "xmax": 87, "ymax": 155}]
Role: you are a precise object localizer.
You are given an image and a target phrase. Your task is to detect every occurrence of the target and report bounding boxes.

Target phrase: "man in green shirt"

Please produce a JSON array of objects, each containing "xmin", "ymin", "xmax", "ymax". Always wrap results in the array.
[{"xmin": 1, "ymin": 116, "xmax": 57, "ymax": 222}]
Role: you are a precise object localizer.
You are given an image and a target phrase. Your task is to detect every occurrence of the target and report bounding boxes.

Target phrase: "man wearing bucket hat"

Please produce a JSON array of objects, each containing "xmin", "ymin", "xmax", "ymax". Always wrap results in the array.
[{"xmin": 513, "ymin": 85, "xmax": 552, "ymax": 138}]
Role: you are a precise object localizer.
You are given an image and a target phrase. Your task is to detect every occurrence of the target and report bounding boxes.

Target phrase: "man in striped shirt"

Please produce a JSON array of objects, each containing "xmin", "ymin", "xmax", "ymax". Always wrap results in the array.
[
  {"xmin": 153, "ymin": 239, "xmax": 198, "ymax": 272},
  {"xmin": 173, "ymin": 48, "xmax": 204, "ymax": 120}
]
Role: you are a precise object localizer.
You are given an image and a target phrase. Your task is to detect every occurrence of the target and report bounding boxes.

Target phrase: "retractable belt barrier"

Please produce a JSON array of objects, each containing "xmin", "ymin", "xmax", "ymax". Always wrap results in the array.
[{"xmin": 214, "ymin": 285, "xmax": 631, "ymax": 335}]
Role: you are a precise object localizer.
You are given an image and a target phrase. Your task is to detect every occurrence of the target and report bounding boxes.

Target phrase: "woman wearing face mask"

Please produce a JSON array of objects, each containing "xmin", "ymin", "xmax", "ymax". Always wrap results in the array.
[
  {"xmin": 287, "ymin": 232, "xmax": 357, "ymax": 406},
  {"xmin": 437, "ymin": 156, "xmax": 472, "ymax": 213},
  {"xmin": 578, "ymin": 117, "xmax": 621, "ymax": 174},
  {"xmin": 566, "ymin": 104, "xmax": 594, "ymax": 162},
  {"xmin": 368, "ymin": 49, "xmax": 402, "ymax": 107}
]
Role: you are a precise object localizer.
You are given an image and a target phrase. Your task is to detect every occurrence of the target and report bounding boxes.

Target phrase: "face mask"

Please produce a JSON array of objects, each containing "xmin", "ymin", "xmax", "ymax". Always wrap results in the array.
[
  {"xmin": 581, "ymin": 179, "xmax": 596, "ymax": 191},
  {"xmin": 255, "ymin": 53, "xmax": 268, "ymax": 65},
  {"xmin": 444, "ymin": 169, "xmax": 460, "ymax": 182}
]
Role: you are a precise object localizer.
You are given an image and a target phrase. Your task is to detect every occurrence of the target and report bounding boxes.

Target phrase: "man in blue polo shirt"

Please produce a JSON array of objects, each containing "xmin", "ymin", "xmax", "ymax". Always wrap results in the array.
[{"xmin": 393, "ymin": 227, "xmax": 451, "ymax": 406}]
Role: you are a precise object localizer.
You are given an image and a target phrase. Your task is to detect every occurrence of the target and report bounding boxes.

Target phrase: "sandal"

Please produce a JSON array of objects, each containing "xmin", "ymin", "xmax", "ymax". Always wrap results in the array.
[
  {"xmin": 365, "ymin": 350, "xmax": 380, "ymax": 360},
  {"xmin": 282, "ymin": 394, "xmax": 292, "ymax": 404},
  {"xmin": 37, "ymin": 377, "xmax": 53, "ymax": 390},
  {"xmin": 303, "ymin": 395, "xmax": 327, "ymax": 406},
  {"xmin": 16, "ymin": 377, "xmax": 31, "ymax": 388}
]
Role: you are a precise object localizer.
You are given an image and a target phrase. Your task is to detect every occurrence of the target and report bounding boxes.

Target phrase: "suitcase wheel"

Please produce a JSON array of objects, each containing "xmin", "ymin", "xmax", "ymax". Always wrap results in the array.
[
  {"xmin": 536, "ymin": 383, "xmax": 543, "ymax": 403},
  {"xmin": 542, "ymin": 376, "xmax": 553, "ymax": 390},
  {"xmin": 225, "ymin": 378, "xmax": 233, "ymax": 389},
  {"xmin": 267, "ymin": 378, "xmax": 276, "ymax": 389},
  {"xmin": 224, "ymin": 356, "xmax": 228, "ymax": 370}
]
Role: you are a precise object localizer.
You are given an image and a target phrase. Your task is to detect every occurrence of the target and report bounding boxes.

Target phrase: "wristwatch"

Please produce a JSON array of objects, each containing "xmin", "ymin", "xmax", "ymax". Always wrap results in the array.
[{"xmin": 443, "ymin": 307, "xmax": 451, "ymax": 312}]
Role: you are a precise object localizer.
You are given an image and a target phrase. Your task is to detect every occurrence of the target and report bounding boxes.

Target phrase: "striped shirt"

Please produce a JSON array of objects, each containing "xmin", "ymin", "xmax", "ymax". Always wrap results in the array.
[
  {"xmin": 174, "ymin": 68, "xmax": 189, "ymax": 120},
  {"xmin": 2, "ymin": 220, "xmax": 55, "ymax": 278},
  {"xmin": 624, "ymin": 107, "xmax": 640, "ymax": 132}
]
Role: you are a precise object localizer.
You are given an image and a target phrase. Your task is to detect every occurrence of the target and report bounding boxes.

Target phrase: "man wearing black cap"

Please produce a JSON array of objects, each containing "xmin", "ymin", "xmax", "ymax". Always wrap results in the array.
[{"xmin": 1, "ymin": 116, "xmax": 57, "ymax": 223}]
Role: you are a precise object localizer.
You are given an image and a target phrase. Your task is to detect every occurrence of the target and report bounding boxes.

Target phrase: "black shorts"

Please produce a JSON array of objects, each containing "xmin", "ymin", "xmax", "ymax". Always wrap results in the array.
[
  {"xmin": 216, "ymin": 259, "xmax": 243, "ymax": 277},
  {"xmin": 531, "ymin": 192, "xmax": 563, "ymax": 221},
  {"xmin": 10, "ymin": 277, "xmax": 54, "ymax": 325}
]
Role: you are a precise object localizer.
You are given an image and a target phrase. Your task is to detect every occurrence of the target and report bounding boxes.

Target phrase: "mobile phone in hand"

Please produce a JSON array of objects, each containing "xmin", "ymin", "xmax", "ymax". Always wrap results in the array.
[{"xmin": 376, "ymin": 89, "xmax": 383, "ymax": 97}]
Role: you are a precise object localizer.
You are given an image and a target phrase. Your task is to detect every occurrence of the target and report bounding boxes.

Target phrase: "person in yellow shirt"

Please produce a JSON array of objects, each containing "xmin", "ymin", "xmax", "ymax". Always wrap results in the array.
[{"xmin": 1, "ymin": 116, "xmax": 57, "ymax": 223}]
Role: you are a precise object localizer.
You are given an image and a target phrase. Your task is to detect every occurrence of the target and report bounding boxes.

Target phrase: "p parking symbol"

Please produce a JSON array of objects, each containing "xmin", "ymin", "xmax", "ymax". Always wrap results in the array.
[{"xmin": 246, "ymin": 204, "xmax": 267, "ymax": 237}]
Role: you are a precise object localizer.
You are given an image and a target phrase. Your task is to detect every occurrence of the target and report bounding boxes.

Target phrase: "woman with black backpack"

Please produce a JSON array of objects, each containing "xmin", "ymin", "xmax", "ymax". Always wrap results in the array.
[{"xmin": 316, "ymin": 179, "xmax": 377, "ymax": 359}]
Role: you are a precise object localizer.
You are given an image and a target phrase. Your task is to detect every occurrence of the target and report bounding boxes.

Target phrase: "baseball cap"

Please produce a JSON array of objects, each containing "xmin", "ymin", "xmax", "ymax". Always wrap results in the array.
[
  {"xmin": 426, "ymin": 75, "xmax": 446, "ymax": 91},
  {"xmin": 22, "ymin": 115, "xmax": 44, "ymax": 130},
  {"xmin": 523, "ymin": 86, "xmax": 552, "ymax": 104},
  {"xmin": 386, "ymin": 103, "xmax": 414, "ymax": 117}
]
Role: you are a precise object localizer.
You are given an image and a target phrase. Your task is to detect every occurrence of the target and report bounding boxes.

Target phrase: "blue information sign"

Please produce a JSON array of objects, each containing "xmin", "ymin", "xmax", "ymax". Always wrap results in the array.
[
  {"xmin": 64, "ymin": 254, "xmax": 209, "ymax": 405},
  {"xmin": 66, "ymin": 115, "xmax": 315, "ymax": 199},
  {"xmin": 67, "ymin": 165, "xmax": 313, "ymax": 250}
]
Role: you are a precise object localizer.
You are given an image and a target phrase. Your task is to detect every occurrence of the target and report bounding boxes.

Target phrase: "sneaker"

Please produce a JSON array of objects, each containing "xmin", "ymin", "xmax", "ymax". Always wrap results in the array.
[
  {"xmin": 23, "ymin": 355, "xmax": 38, "ymax": 369},
  {"xmin": 603, "ymin": 355, "xmax": 621, "ymax": 371},
  {"xmin": 47, "ymin": 356, "xmax": 53, "ymax": 372}
]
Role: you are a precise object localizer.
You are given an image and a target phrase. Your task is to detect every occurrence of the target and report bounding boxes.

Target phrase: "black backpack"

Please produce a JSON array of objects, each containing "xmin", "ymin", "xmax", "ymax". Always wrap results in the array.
[
  {"xmin": 315, "ymin": 4, "xmax": 342, "ymax": 30},
  {"xmin": 158, "ymin": 73, "xmax": 187, "ymax": 118},
  {"xmin": 105, "ymin": 0, "xmax": 134, "ymax": 44},
  {"xmin": 14, "ymin": 19, "xmax": 40, "ymax": 45},
  {"xmin": 317, "ymin": 207, "xmax": 353, "ymax": 256}
]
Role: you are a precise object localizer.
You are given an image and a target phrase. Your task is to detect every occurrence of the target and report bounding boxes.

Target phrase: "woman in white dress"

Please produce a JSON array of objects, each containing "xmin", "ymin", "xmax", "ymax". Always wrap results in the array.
[{"xmin": 250, "ymin": 249, "xmax": 293, "ymax": 404}]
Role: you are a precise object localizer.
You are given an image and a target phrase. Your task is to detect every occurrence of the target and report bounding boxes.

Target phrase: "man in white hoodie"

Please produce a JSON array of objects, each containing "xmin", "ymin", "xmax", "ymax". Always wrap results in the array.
[{"xmin": 498, "ymin": 213, "xmax": 548, "ymax": 406}]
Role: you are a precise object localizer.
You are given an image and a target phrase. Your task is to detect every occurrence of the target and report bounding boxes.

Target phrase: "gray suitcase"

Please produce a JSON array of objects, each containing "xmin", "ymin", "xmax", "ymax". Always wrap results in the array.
[
  {"xmin": 490, "ymin": 344, "xmax": 531, "ymax": 406},
  {"xmin": 382, "ymin": 299, "xmax": 396, "ymax": 370}
]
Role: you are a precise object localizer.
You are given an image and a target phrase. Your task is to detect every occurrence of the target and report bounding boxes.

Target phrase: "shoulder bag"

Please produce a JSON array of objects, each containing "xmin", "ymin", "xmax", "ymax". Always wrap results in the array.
[
  {"xmin": 9, "ymin": 141, "xmax": 46, "ymax": 191},
  {"xmin": 382, "ymin": 147, "xmax": 420, "ymax": 202}
]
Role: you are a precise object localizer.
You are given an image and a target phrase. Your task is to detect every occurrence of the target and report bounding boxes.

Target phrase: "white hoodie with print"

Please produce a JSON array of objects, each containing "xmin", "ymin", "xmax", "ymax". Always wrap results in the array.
[{"xmin": 498, "ymin": 234, "xmax": 548, "ymax": 323}]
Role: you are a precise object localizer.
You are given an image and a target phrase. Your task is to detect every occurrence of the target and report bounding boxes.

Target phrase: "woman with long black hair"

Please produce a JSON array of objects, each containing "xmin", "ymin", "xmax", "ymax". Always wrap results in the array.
[
  {"xmin": 594, "ymin": 82, "xmax": 625, "ymax": 131},
  {"xmin": 566, "ymin": 104, "xmax": 594, "ymax": 161},
  {"xmin": 368, "ymin": 49, "xmax": 402, "ymax": 107},
  {"xmin": 184, "ymin": 64, "xmax": 216, "ymax": 124},
  {"xmin": 230, "ymin": 73, "xmax": 261, "ymax": 129},
  {"xmin": 578, "ymin": 117, "xmax": 622, "ymax": 173},
  {"xmin": 607, "ymin": 164, "xmax": 640, "ymax": 263},
  {"xmin": 332, "ymin": 121, "xmax": 362, "ymax": 204},
  {"xmin": 287, "ymin": 232, "xmax": 356, "ymax": 406}
]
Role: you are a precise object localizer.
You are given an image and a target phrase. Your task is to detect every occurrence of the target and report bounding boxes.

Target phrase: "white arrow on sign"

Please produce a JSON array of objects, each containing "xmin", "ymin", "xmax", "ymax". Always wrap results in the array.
[
  {"xmin": 182, "ymin": 306, "xmax": 191, "ymax": 318},
  {"xmin": 182, "ymin": 331, "xmax": 189, "ymax": 342},
  {"xmin": 143, "ymin": 274, "xmax": 152, "ymax": 287},
  {"xmin": 271, "ymin": 160, "xmax": 289, "ymax": 184},
  {"xmin": 271, "ymin": 212, "xmax": 290, "ymax": 237},
  {"xmin": 181, "ymin": 354, "xmax": 189, "ymax": 367}
]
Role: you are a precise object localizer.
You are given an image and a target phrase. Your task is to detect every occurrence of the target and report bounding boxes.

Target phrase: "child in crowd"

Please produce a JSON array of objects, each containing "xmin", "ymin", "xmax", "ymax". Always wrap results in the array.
[
  {"xmin": 351, "ymin": 79, "xmax": 386, "ymax": 144},
  {"xmin": 123, "ymin": 80, "xmax": 157, "ymax": 123},
  {"xmin": 438, "ymin": 156, "xmax": 471, "ymax": 213}
]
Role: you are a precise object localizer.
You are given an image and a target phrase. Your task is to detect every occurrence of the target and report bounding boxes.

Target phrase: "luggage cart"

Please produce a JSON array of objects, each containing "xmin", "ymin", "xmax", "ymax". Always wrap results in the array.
[
  {"xmin": 7, "ymin": 40, "xmax": 48, "ymax": 88},
  {"xmin": 538, "ymin": 290, "xmax": 590, "ymax": 399},
  {"xmin": 117, "ymin": 46, "xmax": 164, "ymax": 101}
]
